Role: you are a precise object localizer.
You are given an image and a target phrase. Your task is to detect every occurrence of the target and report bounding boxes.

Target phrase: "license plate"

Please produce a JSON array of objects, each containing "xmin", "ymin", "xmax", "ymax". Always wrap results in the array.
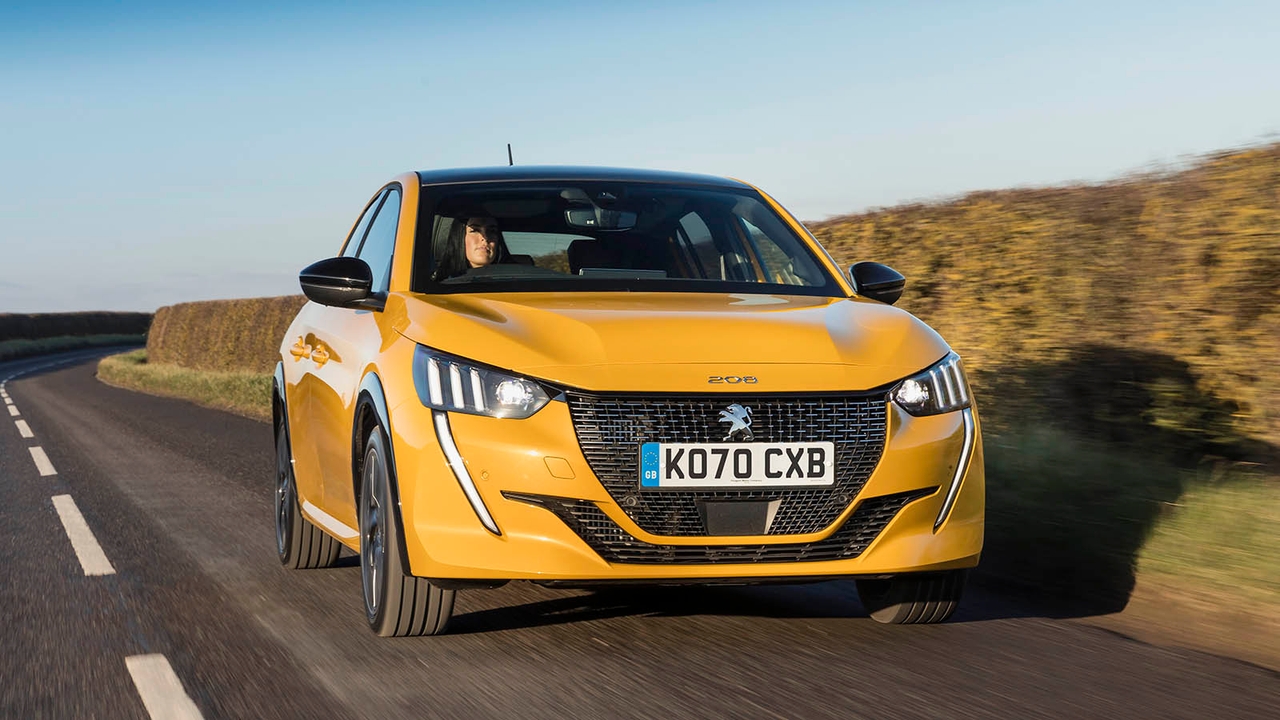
[{"xmin": 639, "ymin": 441, "xmax": 836, "ymax": 489}]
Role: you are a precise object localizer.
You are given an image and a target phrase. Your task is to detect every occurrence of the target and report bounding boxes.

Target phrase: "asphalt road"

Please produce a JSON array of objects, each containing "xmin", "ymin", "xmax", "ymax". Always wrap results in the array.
[{"xmin": 2, "ymin": 351, "xmax": 1277, "ymax": 719}]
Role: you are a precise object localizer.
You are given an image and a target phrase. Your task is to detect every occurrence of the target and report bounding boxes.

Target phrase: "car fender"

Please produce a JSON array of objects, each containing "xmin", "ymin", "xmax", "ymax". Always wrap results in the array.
[{"xmin": 352, "ymin": 370, "xmax": 414, "ymax": 571}]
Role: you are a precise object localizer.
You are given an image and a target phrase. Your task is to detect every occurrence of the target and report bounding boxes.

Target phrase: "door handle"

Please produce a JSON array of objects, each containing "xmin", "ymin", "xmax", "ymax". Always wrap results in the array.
[
  {"xmin": 289, "ymin": 337, "xmax": 311, "ymax": 360},
  {"xmin": 310, "ymin": 343, "xmax": 330, "ymax": 367}
]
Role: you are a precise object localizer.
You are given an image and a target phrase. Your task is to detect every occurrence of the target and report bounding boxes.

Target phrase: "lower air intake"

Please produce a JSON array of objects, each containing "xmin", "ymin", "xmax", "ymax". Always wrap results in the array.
[{"xmin": 505, "ymin": 488, "xmax": 933, "ymax": 565}]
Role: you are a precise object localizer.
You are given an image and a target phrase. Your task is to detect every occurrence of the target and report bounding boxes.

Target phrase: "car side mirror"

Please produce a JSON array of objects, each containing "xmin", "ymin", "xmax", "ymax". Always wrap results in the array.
[
  {"xmin": 299, "ymin": 257, "xmax": 377, "ymax": 309},
  {"xmin": 849, "ymin": 262, "xmax": 905, "ymax": 305}
]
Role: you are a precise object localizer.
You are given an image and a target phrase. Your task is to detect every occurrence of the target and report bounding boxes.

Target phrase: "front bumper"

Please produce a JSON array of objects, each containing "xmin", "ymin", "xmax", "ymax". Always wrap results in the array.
[{"xmin": 387, "ymin": 394, "xmax": 984, "ymax": 581}]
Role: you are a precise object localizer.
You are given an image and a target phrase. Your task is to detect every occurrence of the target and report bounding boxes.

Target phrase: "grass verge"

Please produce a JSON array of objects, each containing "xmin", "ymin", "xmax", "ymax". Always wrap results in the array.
[
  {"xmin": 0, "ymin": 334, "xmax": 146, "ymax": 362},
  {"xmin": 1113, "ymin": 476, "xmax": 1280, "ymax": 670},
  {"xmin": 982, "ymin": 427, "xmax": 1279, "ymax": 669},
  {"xmin": 97, "ymin": 349, "xmax": 271, "ymax": 422},
  {"xmin": 1138, "ymin": 471, "xmax": 1279, "ymax": 607}
]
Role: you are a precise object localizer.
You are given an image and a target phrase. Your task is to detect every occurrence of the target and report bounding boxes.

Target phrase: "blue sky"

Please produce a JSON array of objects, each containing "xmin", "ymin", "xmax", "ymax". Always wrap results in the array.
[{"xmin": 2, "ymin": 0, "xmax": 1278, "ymax": 312}]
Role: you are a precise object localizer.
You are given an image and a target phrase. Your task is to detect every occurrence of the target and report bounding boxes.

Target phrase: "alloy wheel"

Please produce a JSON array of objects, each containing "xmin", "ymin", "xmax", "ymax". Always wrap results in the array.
[{"xmin": 361, "ymin": 448, "xmax": 386, "ymax": 620}]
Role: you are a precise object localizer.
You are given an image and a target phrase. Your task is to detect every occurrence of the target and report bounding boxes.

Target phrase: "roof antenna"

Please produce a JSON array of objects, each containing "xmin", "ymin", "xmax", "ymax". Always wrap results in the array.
[{"xmin": 507, "ymin": 143, "xmax": 514, "ymax": 166}]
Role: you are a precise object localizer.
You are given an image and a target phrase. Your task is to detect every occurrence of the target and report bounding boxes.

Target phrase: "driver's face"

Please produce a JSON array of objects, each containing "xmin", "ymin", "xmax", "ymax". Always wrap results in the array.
[{"xmin": 464, "ymin": 217, "xmax": 501, "ymax": 268}]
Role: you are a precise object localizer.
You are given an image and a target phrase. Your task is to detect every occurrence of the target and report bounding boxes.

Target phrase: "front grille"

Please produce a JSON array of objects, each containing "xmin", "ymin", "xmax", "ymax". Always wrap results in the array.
[
  {"xmin": 505, "ymin": 489, "xmax": 933, "ymax": 564},
  {"xmin": 566, "ymin": 392, "xmax": 888, "ymax": 536}
]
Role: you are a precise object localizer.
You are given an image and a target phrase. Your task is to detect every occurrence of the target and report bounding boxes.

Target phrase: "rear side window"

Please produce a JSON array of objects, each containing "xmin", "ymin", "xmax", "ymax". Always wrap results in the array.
[
  {"xmin": 341, "ymin": 190, "xmax": 385, "ymax": 257},
  {"xmin": 358, "ymin": 188, "xmax": 402, "ymax": 293}
]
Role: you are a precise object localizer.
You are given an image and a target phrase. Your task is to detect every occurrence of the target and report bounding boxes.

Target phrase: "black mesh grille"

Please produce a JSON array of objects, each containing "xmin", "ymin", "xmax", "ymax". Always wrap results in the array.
[
  {"xmin": 505, "ymin": 489, "xmax": 933, "ymax": 564},
  {"xmin": 565, "ymin": 391, "xmax": 888, "ymax": 536}
]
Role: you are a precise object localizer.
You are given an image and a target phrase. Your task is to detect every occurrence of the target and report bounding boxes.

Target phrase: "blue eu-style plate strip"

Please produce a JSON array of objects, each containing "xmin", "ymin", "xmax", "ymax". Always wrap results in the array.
[{"xmin": 640, "ymin": 442, "xmax": 660, "ymax": 487}]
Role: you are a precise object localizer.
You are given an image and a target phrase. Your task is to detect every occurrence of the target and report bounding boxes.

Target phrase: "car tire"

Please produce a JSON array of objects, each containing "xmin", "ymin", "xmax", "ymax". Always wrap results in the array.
[
  {"xmin": 359, "ymin": 428, "xmax": 455, "ymax": 637},
  {"xmin": 856, "ymin": 570, "xmax": 966, "ymax": 624},
  {"xmin": 275, "ymin": 416, "xmax": 342, "ymax": 569}
]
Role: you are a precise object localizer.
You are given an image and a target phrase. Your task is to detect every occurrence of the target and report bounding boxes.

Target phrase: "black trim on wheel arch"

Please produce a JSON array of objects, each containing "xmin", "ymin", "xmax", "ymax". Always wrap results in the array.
[
  {"xmin": 353, "ymin": 372, "xmax": 414, "ymax": 574},
  {"xmin": 272, "ymin": 361, "xmax": 285, "ymax": 427}
]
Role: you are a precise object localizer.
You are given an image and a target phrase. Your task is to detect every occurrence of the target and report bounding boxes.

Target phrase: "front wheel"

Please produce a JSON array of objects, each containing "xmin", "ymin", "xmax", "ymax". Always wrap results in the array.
[
  {"xmin": 856, "ymin": 570, "xmax": 966, "ymax": 624},
  {"xmin": 359, "ymin": 428, "xmax": 455, "ymax": 636}
]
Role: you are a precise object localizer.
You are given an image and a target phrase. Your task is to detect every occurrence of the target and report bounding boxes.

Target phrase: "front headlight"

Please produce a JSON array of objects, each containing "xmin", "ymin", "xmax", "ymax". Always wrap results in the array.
[
  {"xmin": 412, "ymin": 345, "xmax": 551, "ymax": 419},
  {"xmin": 891, "ymin": 351, "xmax": 972, "ymax": 416}
]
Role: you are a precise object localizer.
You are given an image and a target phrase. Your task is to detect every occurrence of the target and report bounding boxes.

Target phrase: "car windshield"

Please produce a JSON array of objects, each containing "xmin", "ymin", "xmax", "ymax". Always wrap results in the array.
[{"xmin": 411, "ymin": 182, "xmax": 841, "ymax": 296}]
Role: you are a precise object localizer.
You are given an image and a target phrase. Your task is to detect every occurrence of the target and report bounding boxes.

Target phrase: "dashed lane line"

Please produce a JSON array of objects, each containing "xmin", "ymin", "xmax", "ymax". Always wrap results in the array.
[
  {"xmin": 29, "ymin": 446, "xmax": 57, "ymax": 476},
  {"xmin": 8, "ymin": 358, "xmax": 200, "ymax": 718},
  {"xmin": 51, "ymin": 495, "xmax": 116, "ymax": 576},
  {"xmin": 125, "ymin": 655, "xmax": 205, "ymax": 720}
]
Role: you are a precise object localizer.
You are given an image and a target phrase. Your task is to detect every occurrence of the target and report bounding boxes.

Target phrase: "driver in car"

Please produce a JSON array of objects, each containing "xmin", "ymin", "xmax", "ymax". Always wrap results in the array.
[
  {"xmin": 433, "ymin": 215, "xmax": 510, "ymax": 280},
  {"xmin": 463, "ymin": 216, "xmax": 507, "ymax": 268}
]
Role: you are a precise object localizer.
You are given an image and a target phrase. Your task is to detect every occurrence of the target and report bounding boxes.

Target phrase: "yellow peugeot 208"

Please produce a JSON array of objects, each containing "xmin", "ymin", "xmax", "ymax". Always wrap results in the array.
[{"xmin": 273, "ymin": 167, "xmax": 983, "ymax": 636}]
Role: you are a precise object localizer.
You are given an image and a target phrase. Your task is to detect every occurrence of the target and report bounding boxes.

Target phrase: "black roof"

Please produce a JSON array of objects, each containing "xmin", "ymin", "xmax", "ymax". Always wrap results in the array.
[{"xmin": 415, "ymin": 165, "xmax": 751, "ymax": 189}]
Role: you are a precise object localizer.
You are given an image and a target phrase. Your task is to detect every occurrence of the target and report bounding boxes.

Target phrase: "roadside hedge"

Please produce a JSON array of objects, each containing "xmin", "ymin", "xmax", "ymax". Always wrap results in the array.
[
  {"xmin": 146, "ymin": 296, "xmax": 306, "ymax": 373},
  {"xmin": 811, "ymin": 142, "xmax": 1280, "ymax": 452},
  {"xmin": 0, "ymin": 312, "xmax": 152, "ymax": 342}
]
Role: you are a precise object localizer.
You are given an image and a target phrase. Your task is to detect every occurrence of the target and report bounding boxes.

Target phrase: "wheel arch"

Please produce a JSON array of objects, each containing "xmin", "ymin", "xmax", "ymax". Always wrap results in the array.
[
  {"xmin": 352, "ymin": 371, "xmax": 414, "ymax": 571},
  {"xmin": 272, "ymin": 361, "xmax": 286, "ymax": 430}
]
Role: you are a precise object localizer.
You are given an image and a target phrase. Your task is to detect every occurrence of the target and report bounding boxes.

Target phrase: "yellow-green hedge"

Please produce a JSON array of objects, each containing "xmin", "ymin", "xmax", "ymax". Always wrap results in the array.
[
  {"xmin": 146, "ymin": 295, "xmax": 306, "ymax": 373},
  {"xmin": 812, "ymin": 143, "xmax": 1280, "ymax": 449}
]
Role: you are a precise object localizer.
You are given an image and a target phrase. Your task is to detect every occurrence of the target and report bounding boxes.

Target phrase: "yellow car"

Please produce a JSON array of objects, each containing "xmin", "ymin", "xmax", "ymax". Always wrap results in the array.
[{"xmin": 274, "ymin": 167, "xmax": 983, "ymax": 636}]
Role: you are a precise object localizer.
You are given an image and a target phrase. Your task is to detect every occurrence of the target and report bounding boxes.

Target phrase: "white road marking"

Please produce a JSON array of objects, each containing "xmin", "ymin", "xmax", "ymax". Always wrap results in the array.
[
  {"xmin": 3, "ymin": 396, "xmax": 11, "ymax": 405},
  {"xmin": 51, "ymin": 495, "xmax": 116, "ymax": 576},
  {"xmin": 7, "ymin": 404, "xmax": 18, "ymax": 417},
  {"xmin": 15, "ymin": 420, "xmax": 34, "ymax": 438},
  {"xmin": 29, "ymin": 446, "xmax": 57, "ymax": 476},
  {"xmin": 125, "ymin": 654, "xmax": 205, "ymax": 720}
]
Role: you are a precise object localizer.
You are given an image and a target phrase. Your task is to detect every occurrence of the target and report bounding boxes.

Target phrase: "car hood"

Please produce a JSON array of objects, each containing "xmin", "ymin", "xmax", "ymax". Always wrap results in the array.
[{"xmin": 389, "ymin": 291, "xmax": 950, "ymax": 393}]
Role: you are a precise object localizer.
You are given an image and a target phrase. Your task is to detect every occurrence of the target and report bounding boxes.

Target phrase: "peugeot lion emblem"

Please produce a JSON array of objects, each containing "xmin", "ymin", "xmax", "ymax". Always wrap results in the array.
[{"xmin": 718, "ymin": 404, "xmax": 754, "ymax": 441}]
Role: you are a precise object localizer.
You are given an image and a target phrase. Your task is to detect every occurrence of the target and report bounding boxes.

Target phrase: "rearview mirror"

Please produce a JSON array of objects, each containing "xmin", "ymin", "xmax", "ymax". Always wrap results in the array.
[
  {"xmin": 849, "ymin": 262, "xmax": 905, "ymax": 305},
  {"xmin": 565, "ymin": 207, "xmax": 637, "ymax": 231},
  {"xmin": 299, "ymin": 257, "xmax": 378, "ymax": 309}
]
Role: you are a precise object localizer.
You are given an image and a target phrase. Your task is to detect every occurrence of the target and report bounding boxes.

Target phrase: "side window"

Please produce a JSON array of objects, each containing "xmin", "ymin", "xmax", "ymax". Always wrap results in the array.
[
  {"xmin": 357, "ymin": 188, "xmax": 401, "ymax": 293},
  {"xmin": 737, "ymin": 215, "xmax": 820, "ymax": 286},
  {"xmin": 341, "ymin": 190, "xmax": 385, "ymax": 257}
]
